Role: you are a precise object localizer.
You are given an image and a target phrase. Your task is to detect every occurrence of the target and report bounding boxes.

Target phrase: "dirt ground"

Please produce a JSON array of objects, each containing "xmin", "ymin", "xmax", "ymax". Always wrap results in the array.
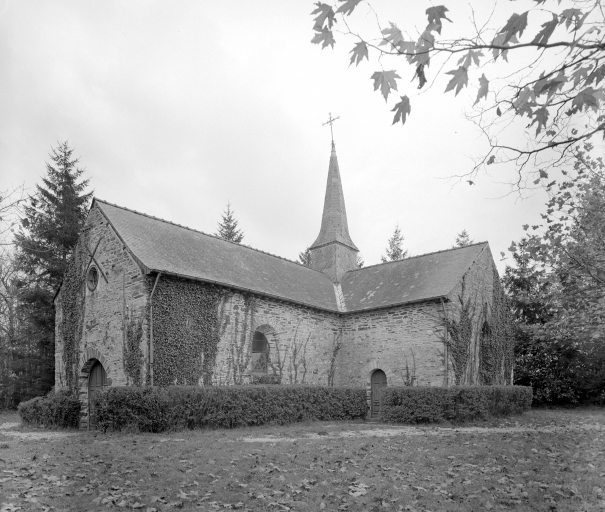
[{"xmin": 1, "ymin": 407, "xmax": 604, "ymax": 512}]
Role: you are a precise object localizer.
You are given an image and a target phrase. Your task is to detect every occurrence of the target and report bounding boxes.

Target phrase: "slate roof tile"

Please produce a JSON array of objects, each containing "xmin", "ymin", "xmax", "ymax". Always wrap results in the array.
[
  {"xmin": 95, "ymin": 199, "xmax": 489, "ymax": 313},
  {"xmin": 340, "ymin": 243, "xmax": 488, "ymax": 311},
  {"xmin": 96, "ymin": 200, "xmax": 339, "ymax": 311}
]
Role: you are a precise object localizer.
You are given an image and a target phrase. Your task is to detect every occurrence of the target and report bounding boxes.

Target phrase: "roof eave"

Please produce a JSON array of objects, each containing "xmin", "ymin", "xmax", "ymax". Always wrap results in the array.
[
  {"xmin": 144, "ymin": 268, "xmax": 342, "ymax": 314},
  {"xmin": 342, "ymin": 294, "xmax": 449, "ymax": 314}
]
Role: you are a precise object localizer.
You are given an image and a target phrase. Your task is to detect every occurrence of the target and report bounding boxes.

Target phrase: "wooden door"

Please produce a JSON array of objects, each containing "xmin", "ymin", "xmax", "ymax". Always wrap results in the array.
[
  {"xmin": 88, "ymin": 361, "xmax": 107, "ymax": 427},
  {"xmin": 371, "ymin": 370, "xmax": 387, "ymax": 418}
]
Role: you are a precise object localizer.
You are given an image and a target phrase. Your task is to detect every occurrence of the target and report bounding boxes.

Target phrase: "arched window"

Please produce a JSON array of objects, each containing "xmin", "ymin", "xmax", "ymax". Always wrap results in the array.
[
  {"xmin": 251, "ymin": 331, "xmax": 269, "ymax": 374},
  {"xmin": 86, "ymin": 266, "xmax": 99, "ymax": 291}
]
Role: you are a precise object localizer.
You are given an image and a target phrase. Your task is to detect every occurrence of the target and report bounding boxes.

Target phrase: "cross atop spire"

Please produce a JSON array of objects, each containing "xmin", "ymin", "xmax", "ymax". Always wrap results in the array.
[{"xmin": 322, "ymin": 112, "xmax": 340, "ymax": 146}]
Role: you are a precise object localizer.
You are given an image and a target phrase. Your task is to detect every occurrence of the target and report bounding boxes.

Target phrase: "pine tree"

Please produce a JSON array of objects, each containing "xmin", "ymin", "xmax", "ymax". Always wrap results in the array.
[
  {"xmin": 381, "ymin": 225, "xmax": 408, "ymax": 263},
  {"xmin": 298, "ymin": 247, "xmax": 311, "ymax": 267},
  {"xmin": 216, "ymin": 202, "xmax": 244, "ymax": 243},
  {"xmin": 13, "ymin": 142, "xmax": 91, "ymax": 403},
  {"xmin": 455, "ymin": 229, "xmax": 474, "ymax": 247}
]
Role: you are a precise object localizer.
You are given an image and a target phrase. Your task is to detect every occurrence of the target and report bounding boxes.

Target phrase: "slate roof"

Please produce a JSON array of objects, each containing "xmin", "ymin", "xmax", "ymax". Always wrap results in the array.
[
  {"xmin": 95, "ymin": 199, "xmax": 488, "ymax": 313},
  {"xmin": 96, "ymin": 200, "xmax": 339, "ymax": 311},
  {"xmin": 340, "ymin": 243, "xmax": 488, "ymax": 312}
]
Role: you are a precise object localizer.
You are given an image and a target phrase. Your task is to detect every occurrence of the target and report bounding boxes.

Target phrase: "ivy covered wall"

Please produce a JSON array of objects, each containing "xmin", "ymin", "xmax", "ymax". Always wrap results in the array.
[
  {"xmin": 442, "ymin": 244, "xmax": 515, "ymax": 386},
  {"xmin": 150, "ymin": 275, "xmax": 224, "ymax": 386},
  {"xmin": 54, "ymin": 205, "xmax": 149, "ymax": 392},
  {"xmin": 150, "ymin": 277, "xmax": 343, "ymax": 387},
  {"xmin": 57, "ymin": 205, "xmax": 512, "ymax": 395}
]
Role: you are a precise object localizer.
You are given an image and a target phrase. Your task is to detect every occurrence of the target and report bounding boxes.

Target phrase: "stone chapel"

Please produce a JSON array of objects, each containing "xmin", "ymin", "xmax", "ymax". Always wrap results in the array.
[{"xmin": 54, "ymin": 143, "xmax": 513, "ymax": 427}]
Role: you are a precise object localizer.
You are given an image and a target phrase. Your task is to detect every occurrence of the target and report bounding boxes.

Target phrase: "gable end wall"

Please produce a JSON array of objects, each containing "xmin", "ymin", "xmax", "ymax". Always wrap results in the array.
[{"xmin": 55, "ymin": 204, "xmax": 149, "ymax": 428}]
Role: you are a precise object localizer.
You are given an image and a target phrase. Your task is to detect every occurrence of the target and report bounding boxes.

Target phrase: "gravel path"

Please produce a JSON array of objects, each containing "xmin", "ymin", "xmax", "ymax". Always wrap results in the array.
[{"xmin": 237, "ymin": 422, "xmax": 605, "ymax": 443}]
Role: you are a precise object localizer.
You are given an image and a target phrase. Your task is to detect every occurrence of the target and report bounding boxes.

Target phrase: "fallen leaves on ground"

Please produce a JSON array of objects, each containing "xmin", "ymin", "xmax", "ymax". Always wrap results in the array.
[{"xmin": 0, "ymin": 408, "xmax": 604, "ymax": 511}]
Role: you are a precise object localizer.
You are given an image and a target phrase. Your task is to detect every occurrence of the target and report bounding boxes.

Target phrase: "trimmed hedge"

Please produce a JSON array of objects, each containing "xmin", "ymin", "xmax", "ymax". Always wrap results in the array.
[
  {"xmin": 18, "ymin": 389, "xmax": 81, "ymax": 429},
  {"xmin": 90, "ymin": 385, "xmax": 367, "ymax": 432},
  {"xmin": 381, "ymin": 385, "xmax": 532, "ymax": 424}
]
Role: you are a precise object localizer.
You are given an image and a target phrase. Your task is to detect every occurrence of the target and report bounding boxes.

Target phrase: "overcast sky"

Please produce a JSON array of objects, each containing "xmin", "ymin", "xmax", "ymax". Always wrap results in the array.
[{"xmin": 1, "ymin": 0, "xmax": 561, "ymax": 273}]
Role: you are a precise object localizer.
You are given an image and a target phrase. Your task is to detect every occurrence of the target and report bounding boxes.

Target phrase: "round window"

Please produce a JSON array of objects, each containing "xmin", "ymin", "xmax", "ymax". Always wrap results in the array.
[{"xmin": 86, "ymin": 266, "xmax": 99, "ymax": 291}]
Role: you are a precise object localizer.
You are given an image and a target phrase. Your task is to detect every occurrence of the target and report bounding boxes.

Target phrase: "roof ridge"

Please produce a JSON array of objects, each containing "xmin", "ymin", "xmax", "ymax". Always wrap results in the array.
[
  {"xmin": 347, "ymin": 241, "xmax": 489, "ymax": 272},
  {"xmin": 93, "ymin": 198, "xmax": 320, "ymax": 271}
]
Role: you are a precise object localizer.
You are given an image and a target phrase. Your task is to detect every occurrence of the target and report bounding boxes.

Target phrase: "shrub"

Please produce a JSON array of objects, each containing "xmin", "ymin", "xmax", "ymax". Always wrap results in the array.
[
  {"xmin": 381, "ymin": 385, "xmax": 532, "ymax": 424},
  {"xmin": 18, "ymin": 389, "xmax": 81, "ymax": 429},
  {"xmin": 90, "ymin": 385, "xmax": 367, "ymax": 432}
]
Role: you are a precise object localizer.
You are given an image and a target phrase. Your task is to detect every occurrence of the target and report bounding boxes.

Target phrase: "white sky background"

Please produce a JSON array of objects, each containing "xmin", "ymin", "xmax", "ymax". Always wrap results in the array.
[{"xmin": 0, "ymin": 0, "xmax": 562, "ymax": 273}]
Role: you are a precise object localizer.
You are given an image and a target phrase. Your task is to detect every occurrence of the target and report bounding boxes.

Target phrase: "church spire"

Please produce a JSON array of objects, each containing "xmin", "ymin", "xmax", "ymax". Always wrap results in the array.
[
  {"xmin": 309, "ymin": 134, "xmax": 359, "ymax": 283},
  {"xmin": 310, "ymin": 143, "xmax": 357, "ymax": 251}
]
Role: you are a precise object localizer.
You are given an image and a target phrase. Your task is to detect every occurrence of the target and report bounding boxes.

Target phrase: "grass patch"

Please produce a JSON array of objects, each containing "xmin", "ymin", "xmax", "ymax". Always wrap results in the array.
[{"xmin": 0, "ymin": 408, "xmax": 603, "ymax": 511}]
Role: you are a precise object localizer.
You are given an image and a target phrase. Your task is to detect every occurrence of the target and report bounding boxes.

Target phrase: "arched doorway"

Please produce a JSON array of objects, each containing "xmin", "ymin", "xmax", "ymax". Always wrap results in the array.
[
  {"xmin": 88, "ymin": 360, "xmax": 108, "ymax": 427},
  {"xmin": 370, "ymin": 369, "xmax": 387, "ymax": 418}
]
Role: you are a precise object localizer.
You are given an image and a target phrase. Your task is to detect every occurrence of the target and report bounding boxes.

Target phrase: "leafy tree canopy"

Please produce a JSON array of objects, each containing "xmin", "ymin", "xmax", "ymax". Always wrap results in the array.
[
  {"xmin": 381, "ymin": 224, "xmax": 408, "ymax": 262},
  {"xmin": 504, "ymin": 142, "xmax": 605, "ymax": 403},
  {"xmin": 311, "ymin": 0, "xmax": 604, "ymax": 186},
  {"xmin": 216, "ymin": 202, "xmax": 244, "ymax": 244}
]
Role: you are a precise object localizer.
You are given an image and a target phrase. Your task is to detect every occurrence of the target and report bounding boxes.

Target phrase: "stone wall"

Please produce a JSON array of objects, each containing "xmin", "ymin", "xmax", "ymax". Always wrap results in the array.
[
  {"xmin": 338, "ymin": 301, "xmax": 446, "ymax": 390},
  {"xmin": 56, "ymin": 206, "xmax": 505, "ymax": 428},
  {"xmin": 54, "ymin": 204, "xmax": 149, "ymax": 428},
  {"xmin": 212, "ymin": 291, "xmax": 342, "ymax": 386},
  {"xmin": 442, "ymin": 244, "xmax": 503, "ymax": 385}
]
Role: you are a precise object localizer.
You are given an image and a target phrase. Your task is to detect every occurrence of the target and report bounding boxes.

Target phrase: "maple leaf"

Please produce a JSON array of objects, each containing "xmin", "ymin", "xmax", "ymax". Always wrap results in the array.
[
  {"xmin": 513, "ymin": 87, "xmax": 535, "ymax": 117},
  {"xmin": 312, "ymin": 2, "xmax": 336, "ymax": 31},
  {"xmin": 381, "ymin": 22, "xmax": 404, "ymax": 47},
  {"xmin": 540, "ymin": 73, "xmax": 566, "ymax": 99},
  {"xmin": 371, "ymin": 70, "xmax": 400, "ymax": 101},
  {"xmin": 396, "ymin": 40, "xmax": 416, "ymax": 64},
  {"xmin": 530, "ymin": 106, "xmax": 549, "ymax": 135},
  {"xmin": 336, "ymin": 0, "xmax": 362, "ymax": 16},
  {"xmin": 311, "ymin": 27, "xmax": 336, "ymax": 49},
  {"xmin": 391, "ymin": 95, "xmax": 411, "ymax": 125},
  {"xmin": 414, "ymin": 64, "xmax": 427, "ymax": 89},
  {"xmin": 499, "ymin": 12, "xmax": 529, "ymax": 44},
  {"xmin": 560, "ymin": 8, "xmax": 584, "ymax": 31},
  {"xmin": 444, "ymin": 66, "xmax": 468, "ymax": 96},
  {"xmin": 572, "ymin": 87, "xmax": 601, "ymax": 112},
  {"xmin": 586, "ymin": 64, "xmax": 605, "ymax": 87},
  {"xmin": 474, "ymin": 74, "xmax": 489, "ymax": 105},
  {"xmin": 457, "ymin": 50, "xmax": 483, "ymax": 69},
  {"xmin": 425, "ymin": 6, "xmax": 451, "ymax": 34},
  {"xmin": 491, "ymin": 33, "xmax": 519, "ymax": 62},
  {"xmin": 532, "ymin": 14, "xmax": 558, "ymax": 45},
  {"xmin": 572, "ymin": 66, "xmax": 592, "ymax": 88},
  {"xmin": 349, "ymin": 41, "xmax": 368, "ymax": 66},
  {"xmin": 414, "ymin": 30, "xmax": 434, "ymax": 66}
]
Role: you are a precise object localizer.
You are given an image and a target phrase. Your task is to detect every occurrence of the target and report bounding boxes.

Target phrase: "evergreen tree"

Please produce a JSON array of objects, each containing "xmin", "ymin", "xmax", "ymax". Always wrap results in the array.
[
  {"xmin": 381, "ymin": 225, "xmax": 408, "ymax": 263},
  {"xmin": 13, "ymin": 142, "xmax": 91, "ymax": 403},
  {"xmin": 216, "ymin": 202, "xmax": 244, "ymax": 243},
  {"xmin": 455, "ymin": 229, "xmax": 474, "ymax": 247},
  {"xmin": 298, "ymin": 247, "xmax": 311, "ymax": 267}
]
